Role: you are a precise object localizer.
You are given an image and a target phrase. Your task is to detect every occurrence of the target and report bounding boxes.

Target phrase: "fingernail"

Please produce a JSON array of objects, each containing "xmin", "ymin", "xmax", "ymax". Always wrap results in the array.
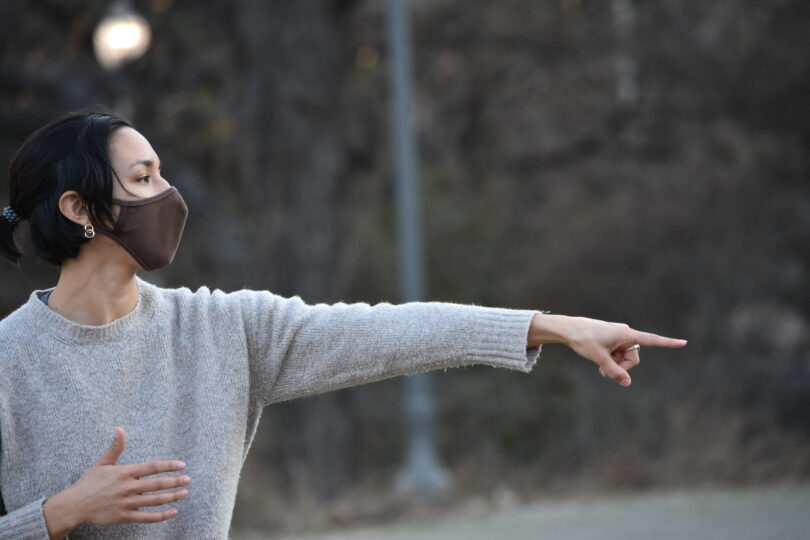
[
  {"xmin": 176, "ymin": 461, "xmax": 186, "ymax": 469},
  {"xmin": 620, "ymin": 378, "xmax": 631, "ymax": 386},
  {"xmin": 170, "ymin": 508, "xmax": 178, "ymax": 516}
]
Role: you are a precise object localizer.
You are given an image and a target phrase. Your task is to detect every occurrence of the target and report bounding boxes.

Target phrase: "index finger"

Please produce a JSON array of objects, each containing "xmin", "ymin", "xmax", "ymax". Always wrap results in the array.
[
  {"xmin": 122, "ymin": 460, "xmax": 187, "ymax": 479},
  {"xmin": 631, "ymin": 330, "xmax": 687, "ymax": 349}
]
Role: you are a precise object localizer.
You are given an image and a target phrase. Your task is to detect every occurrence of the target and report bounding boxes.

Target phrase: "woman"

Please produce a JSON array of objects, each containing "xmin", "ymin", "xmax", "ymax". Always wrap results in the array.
[{"xmin": 0, "ymin": 110, "xmax": 686, "ymax": 540}]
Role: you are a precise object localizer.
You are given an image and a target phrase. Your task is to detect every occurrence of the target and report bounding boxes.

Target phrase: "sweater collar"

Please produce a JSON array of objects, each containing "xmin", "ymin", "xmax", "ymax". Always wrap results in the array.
[{"xmin": 22, "ymin": 275, "xmax": 159, "ymax": 345}]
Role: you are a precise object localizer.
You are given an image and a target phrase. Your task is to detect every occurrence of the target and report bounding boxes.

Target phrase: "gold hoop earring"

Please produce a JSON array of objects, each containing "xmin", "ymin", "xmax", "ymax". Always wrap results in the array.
[{"xmin": 84, "ymin": 223, "xmax": 95, "ymax": 239}]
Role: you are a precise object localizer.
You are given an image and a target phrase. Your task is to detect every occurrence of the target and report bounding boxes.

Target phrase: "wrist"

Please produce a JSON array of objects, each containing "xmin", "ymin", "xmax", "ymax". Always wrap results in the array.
[
  {"xmin": 528, "ymin": 313, "xmax": 576, "ymax": 347},
  {"xmin": 43, "ymin": 488, "xmax": 81, "ymax": 540}
]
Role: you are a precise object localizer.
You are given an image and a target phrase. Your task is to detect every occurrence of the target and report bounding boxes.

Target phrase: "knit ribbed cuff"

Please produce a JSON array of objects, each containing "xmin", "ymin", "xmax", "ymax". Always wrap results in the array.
[
  {"xmin": 0, "ymin": 496, "xmax": 50, "ymax": 540},
  {"xmin": 461, "ymin": 306, "xmax": 546, "ymax": 373}
]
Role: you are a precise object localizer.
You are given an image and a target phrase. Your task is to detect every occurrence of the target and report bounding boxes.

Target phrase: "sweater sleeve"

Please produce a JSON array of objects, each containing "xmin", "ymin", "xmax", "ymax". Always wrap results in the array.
[
  {"xmin": 0, "ymin": 497, "xmax": 50, "ymax": 540},
  {"xmin": 0, "ymin": 408, "xmax": 50, "ymax": 540},
  {"xmin": 223, "ymin": 289, "xmax": 545, "ymax": 407}
]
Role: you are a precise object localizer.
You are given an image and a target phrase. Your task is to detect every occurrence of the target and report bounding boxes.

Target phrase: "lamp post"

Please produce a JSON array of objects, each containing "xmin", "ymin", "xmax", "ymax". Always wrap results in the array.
[
  {"xmin": 93, "ymin": 0, "xmax": 151, "ymax": 117},
  {"xmin": 388, "ymin": 0, "xmax": 451, "ymax": 496}
]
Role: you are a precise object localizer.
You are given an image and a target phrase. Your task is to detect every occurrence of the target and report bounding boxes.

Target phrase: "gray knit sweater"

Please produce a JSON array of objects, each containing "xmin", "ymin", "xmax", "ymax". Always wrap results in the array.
[{"xmin": 0, "ymin": 275, "xmax": 543, "ymax": 539}]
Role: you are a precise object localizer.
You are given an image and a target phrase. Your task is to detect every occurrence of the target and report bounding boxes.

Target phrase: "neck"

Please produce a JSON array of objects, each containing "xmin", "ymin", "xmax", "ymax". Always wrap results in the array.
[{"xmin": 48, "ymin": 259, "xmax": 139, "ymax": 326}]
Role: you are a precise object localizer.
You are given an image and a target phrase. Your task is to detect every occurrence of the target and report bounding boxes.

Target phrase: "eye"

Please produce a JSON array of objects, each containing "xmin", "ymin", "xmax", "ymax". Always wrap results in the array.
[{"xmin": 136, "ymin": 176, "xmax": 150, "ymax": 183}]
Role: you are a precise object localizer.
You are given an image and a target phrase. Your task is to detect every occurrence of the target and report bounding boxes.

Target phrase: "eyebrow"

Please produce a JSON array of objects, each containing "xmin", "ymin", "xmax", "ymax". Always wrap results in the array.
[{"xmin": 128, "ymin": 158, "xmax": 161, "ymax": 169}]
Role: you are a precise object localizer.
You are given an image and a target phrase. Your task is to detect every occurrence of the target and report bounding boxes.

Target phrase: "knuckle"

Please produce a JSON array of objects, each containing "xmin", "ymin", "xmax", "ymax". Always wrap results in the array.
[
  {"xmin": 161, "ymin": 477, "xmax": 177, "ymax": 489},
  {"xmin": 147, "ymin": 478, "xmax": 171, "ymax": 492},
  {"xmin": 120, "ymin": 480, "xmax": 139, "ymax": 496},
  {"xmin": 137, "ymin": 511, "xmax": 157, "ymax": 523},
  {"xmin": 117, "ymin": 509, "xmax": 133, "ymax": 523},
  {"xmin": 134, "ymin": 480, "xmax": 156, "ymax": 496},
  {"xmin": 137, "ymin": 495, "xmax": 157, "ymax": 508}
]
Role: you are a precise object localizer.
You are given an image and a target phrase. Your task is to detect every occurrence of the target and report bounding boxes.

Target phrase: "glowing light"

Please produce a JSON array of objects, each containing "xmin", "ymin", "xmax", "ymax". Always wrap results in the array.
[
  {"xmin": 105, "ymin": 21, "xmax": 145, "ymax": 50},
  {"xmin": 93, "ymin": 2, "xmax": 152, "ymax": 70}
]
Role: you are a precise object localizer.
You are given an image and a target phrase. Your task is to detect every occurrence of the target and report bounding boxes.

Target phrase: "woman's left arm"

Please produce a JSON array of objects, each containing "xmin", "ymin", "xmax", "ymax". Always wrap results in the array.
[{"xmin": 220, "ymin": 289, "xmax": 545, "ymax": 408}]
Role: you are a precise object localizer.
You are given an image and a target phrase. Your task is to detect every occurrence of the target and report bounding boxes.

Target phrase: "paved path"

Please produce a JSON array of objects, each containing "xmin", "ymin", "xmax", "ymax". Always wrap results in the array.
[{"xmin": 234, "ymin": 483, "xmax": 810, "ymax": 540}]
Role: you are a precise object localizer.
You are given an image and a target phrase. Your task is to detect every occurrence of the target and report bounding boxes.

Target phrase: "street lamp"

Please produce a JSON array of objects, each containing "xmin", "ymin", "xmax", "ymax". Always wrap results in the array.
[
  {"xmin": 388, "ymin": 0, "xmax": 451, "ymax": 496},
  {"xmin": 93, "ymin": 0, "xmax": 151, "ymax": 119},
  {"xmin": 93, "ymin": 0, "xmax": 152, "ymax": 71}
]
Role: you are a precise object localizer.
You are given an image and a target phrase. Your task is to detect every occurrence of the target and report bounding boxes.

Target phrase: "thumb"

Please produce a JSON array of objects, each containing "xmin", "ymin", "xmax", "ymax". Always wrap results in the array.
[
  {"xmin": 94, "ymin": 426, "xmax": 126, "ymax": 466},
  {"xmin": 599, "ymin": 353, "xmax": 631, "ymax": 387}
]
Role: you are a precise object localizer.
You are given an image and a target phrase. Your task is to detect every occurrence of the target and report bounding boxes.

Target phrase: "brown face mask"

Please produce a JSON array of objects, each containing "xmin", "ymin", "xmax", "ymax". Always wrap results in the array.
[{"xmin": 94, "ymin": 186, "xmax": 189, "ymax": 272}]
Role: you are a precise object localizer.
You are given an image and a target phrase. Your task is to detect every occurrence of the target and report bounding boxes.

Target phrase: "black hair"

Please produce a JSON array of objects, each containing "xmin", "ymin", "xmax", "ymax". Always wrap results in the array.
[{"xmin": 0, "ymin": 106, "xmax": 132, "ymax": 268}]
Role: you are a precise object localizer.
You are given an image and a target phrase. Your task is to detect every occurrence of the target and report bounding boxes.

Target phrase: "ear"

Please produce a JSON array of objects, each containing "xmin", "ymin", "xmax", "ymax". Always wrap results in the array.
[{"xmin": 58, "ymin": 190, "xmax": 89, "ymax": 225}]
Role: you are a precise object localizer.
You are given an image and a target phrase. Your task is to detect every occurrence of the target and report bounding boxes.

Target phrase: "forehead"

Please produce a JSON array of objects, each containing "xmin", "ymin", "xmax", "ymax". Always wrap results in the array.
[{"xmin": 108, "ymin": 127, "xmax": 156, "ymax": 165}]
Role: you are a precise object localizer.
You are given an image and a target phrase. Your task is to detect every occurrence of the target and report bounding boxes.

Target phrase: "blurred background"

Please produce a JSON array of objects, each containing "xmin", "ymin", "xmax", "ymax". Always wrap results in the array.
[{"xmin": 1, "ymin": 0, "xmax": 809, "ymax": 538}]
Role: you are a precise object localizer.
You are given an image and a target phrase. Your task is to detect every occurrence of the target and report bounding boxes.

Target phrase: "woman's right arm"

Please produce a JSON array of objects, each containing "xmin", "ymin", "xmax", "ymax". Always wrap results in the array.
[
  {"xmin": 0, "ymin": 496, "xmax": 51, "ymax": 540},
  {"xmin": 0, "ymin": 405, "xmax": 49, "ymax": 539},
  {"xmin": 1, "ymin": 427, "xmax": 190, "ymax": 540},
  {"xmin": 42, "ymin": 490, "xmax": 79, "ymax": 540},
  {"xmin": 0, "ymin": 491, "xmax": 80, "ymax": 540},
  {"xmin": 0, "ymin": 414, "xmax": 49, "ymax": 539}
]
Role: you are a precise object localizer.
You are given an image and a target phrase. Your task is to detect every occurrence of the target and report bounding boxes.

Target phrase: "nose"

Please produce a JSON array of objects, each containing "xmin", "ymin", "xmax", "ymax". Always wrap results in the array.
[{"xmin": 156, "ymin": 177, "xmax": 173, "ymax": 194}]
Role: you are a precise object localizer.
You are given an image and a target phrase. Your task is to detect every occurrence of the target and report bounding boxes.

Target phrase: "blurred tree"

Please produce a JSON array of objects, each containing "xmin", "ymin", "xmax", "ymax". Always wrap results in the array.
[
  {"xmin": 235, "ymin": 0, "xmax": 356, "ymax": 502},
  {"xmin": 1, "ymin": 0, "xmax": 808, "ymax": 533}
]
